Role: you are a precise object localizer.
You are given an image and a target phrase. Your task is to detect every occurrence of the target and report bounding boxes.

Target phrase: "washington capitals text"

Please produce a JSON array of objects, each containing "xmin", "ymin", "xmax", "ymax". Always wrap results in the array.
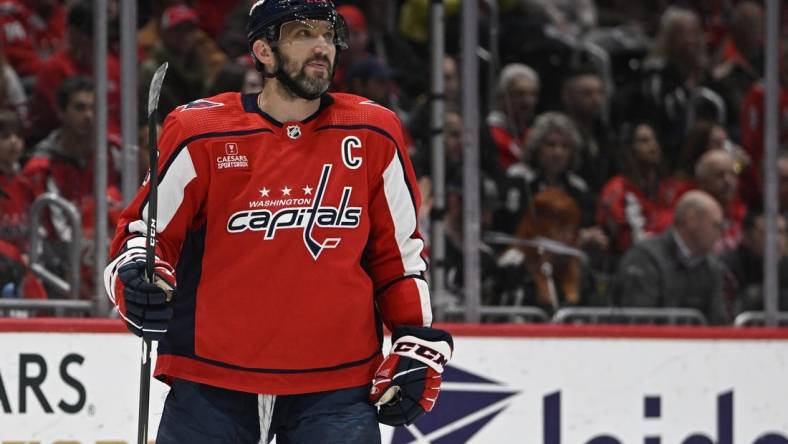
[{"xmin": 226, "ymin": 164, "xmax": 362, "ymax": 259}]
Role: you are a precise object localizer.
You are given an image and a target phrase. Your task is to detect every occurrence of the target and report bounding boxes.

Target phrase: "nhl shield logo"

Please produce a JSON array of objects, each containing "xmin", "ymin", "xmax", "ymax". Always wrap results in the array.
[
  {"xmin": 225, "ymin": 142, "xmax": 238, "ymax": 155},
  {"xmin": 287, "ymin": 125, "xmax": 302, "ymax": 139}
]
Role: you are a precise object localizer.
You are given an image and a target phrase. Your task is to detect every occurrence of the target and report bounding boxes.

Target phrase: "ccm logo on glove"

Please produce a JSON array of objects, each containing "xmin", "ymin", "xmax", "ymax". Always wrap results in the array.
[{"xmin": 392, "ymin": 341, "xmax": 449, "ymax": 367}]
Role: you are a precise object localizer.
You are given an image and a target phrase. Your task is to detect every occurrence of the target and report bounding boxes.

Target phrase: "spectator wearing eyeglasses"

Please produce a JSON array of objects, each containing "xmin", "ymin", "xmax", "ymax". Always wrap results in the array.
[{"xmin": 614, "ymin": 190, "xmax": 729, "ymax": 325}]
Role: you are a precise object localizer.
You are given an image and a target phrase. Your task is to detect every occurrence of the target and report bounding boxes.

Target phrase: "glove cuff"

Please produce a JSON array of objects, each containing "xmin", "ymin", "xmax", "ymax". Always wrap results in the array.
[{"xmin": 390, "ymin": 326, "xmax": 453, "ymax": 373}]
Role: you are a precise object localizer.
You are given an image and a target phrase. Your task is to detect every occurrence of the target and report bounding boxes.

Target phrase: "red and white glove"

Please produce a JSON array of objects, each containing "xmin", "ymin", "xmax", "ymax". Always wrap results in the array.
[
  {"xmin": 103, "ymin": 236, "xmax": 176, "ymax": 340},
  {"xmin": 369, "ymin": 326, "xmax": 453, "ymax": 426}
]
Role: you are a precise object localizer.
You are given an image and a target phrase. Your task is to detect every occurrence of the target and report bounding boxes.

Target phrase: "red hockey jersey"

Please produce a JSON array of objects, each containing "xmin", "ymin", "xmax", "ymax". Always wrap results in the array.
[
  {"xmin": 597, "ymin": 175, "xmax": 690, "ymax": 254},
  {"xmin": 29, "ymin": 50, "xmax": 121, "ymax": 140},
  {"xmin": 0, "ymin": 170, "xmax": 33, "ymax": 252},
  {"xmin": 105, "ymin": 93, "xmax": 432, "ymax": 395},
  {"xmin": 487, "ymin": 110, "xmax": 528, "ymax": 171},
  {"xmin": 0, "ymin": 170, "xmax": 46, "ymax": 298},
  {"xmin": 0, "ymin": 0, "xmax": 42, "ymax": 77}
]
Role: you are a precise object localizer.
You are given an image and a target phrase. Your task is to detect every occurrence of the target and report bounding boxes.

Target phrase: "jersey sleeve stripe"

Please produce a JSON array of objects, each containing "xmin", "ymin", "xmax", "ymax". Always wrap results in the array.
[
  {"xmin": 382, "ymin": 152, "xmax": 428, "ymax": 275},
  {"xmin": 315, "ymin": 124, "xmax": 419, "ymax": 211},
  {"xmin": 142, "ymin": 146, "xmax": 197, "ymax": 233},
  {"xmin": 415, "ymin": 278, "xmax": 433, "ymax": 326}
]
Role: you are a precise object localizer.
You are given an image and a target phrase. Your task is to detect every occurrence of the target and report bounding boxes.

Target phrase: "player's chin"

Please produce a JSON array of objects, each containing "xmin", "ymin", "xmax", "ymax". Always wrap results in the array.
[
  {"xmin": 299, "ymin": 82, "xmax": 330, "ymax": 98},
  {"xmin": 308, "ymin": 76, "xmax": 331, "ymax": 91}
]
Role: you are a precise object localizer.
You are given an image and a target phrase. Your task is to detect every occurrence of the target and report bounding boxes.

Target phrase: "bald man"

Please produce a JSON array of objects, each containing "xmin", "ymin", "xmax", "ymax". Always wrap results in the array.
[
  {"xmin": 695, "ymin": 149, "xmax": 747, "ymax": 251},
  {"xmin": 614, "ymin": 190, "xmax": 729, "ymax": 324}
]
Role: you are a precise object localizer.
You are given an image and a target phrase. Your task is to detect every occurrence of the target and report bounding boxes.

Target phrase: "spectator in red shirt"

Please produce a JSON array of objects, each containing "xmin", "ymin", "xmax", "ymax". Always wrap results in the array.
[
  {"xmin": 28, "ymin": 0, "xmax": 121, "ymax": 143},
  {"xmin": 0, "ymin": 109, "xmax": 45, "ymax": 298},
  {"xmin": 597, "ymin": 122, "xmax": 689, "ymax": 256},
  {"xmin": 0, "ymin": 46, "xmax": 29, "ymax": 130},
  {"xmin": 487, "ymin": 63, "xmax": 539, "ymax": 170},
  {"xmin": 22, "ymin": 0, "xmax": 66, "ymax": 60},
  {"xmin": 23, "ymin": 76, "xmax": 122, "ymax": 298},
  {"xmin": 0, "ymin": 0, "xmax": 42, "ymax": 78},
  {"xmin": 25, "ymin": 75, "xmax": 122, "ymax": 231}
]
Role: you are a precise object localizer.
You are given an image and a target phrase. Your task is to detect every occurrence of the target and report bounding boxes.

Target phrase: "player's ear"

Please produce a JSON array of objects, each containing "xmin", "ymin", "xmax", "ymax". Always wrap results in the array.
[{"xmin": 252, "ymin": 39, "xmax": 275, "ymax": 70}]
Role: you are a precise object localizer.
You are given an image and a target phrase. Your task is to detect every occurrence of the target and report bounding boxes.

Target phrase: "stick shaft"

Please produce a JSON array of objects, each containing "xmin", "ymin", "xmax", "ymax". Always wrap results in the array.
[
  {"xmin": 137, "ymin": 109, "xmax": 159, "ymax": 444},
  {"xmin": 137, "ymin": 339, "xmax": 152, "ymax": 444}
]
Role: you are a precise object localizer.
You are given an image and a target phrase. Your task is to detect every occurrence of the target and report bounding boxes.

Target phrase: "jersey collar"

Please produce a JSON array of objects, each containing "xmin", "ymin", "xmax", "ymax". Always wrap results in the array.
[{"xmin": 242, "ymin": 93, "xmax": 334, "ymax": 128}]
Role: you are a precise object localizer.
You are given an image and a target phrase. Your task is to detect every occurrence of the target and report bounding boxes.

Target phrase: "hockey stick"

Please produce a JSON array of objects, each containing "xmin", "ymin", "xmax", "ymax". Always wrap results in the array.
[{"xmin": 138, "ymin": 62, "xmax": 168, "ymax": 444}]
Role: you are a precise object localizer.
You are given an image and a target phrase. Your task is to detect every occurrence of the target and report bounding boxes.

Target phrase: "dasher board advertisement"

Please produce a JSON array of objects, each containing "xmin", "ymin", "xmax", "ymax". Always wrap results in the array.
[{"xmin": 0, "ymin": 321, "xmax": 786, "ymax": 443}]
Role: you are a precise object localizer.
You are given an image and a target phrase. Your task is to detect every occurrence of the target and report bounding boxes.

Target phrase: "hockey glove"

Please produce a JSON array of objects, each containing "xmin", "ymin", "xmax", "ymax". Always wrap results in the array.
[
  {"xmin": 369, "ymin": 326, "xmax": 453, "ymax": 426},
  {"xmin": 108, "ymin": 245, "xmax": 176, "ymax": 341}
]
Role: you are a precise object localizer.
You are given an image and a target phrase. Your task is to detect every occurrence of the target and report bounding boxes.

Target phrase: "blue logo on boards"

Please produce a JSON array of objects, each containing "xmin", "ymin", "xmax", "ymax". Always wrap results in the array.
[{"xmin": 390, "ymin": 365, "xmax": 519, "ymax": 444}]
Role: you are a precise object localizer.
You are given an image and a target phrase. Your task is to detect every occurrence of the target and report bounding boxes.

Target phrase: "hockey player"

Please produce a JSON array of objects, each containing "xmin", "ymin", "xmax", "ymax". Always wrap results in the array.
[{"xmin": 103, "ymin": 0, "xmax": 453, "ymax": 442}]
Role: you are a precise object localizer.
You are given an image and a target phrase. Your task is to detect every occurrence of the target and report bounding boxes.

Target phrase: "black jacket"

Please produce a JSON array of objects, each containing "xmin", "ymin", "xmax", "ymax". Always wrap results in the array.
[{"xmin": 614, "ymin": 229, "xmax": 728, "ymax": 324}]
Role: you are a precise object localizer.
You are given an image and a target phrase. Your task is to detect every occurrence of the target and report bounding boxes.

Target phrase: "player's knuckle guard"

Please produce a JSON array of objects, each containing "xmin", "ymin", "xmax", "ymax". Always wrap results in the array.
[
  {"xmin": 390, "ymin": 325, "xmax": 453, "ymax": 372},
  {"xmin": 107, "ymin": 236, "xmax": 176, "ymax": 339},
  {"xmin": 371, "ymin": 326, "xmax": 454, "ymax": 426}
]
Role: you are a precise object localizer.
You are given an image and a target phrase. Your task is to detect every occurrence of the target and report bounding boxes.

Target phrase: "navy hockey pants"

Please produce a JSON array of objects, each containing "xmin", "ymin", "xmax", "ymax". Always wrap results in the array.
[{"xmin": 156, "ymin": 378, "xmax": 381, "ymax": 443}]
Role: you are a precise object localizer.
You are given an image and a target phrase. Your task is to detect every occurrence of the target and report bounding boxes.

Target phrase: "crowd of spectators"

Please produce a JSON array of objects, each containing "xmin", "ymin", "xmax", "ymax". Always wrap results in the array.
[{"xmin": 0, "ymin": 0, "xmax": 786, "ymax": 324}]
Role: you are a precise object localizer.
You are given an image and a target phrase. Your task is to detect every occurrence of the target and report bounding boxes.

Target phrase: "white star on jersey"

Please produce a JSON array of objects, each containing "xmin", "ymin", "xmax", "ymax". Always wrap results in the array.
[
  {"xmin": 281, "ymin": 186, "xmax": 292, "ymax": 196},
  {"xmin": 303, "ymin": 186, "xmax": 313, "ymax": 195},
  {"xmin": 259, "ymin": 187, "xmax": 269, "ymax": 197}
]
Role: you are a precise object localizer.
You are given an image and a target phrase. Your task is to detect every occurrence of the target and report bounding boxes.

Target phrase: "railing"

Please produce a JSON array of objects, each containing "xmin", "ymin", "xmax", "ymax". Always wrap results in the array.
[
  {"xmin": 1, "ymin": 193, "xmax": 90, "ymax": 317},
  {"xmin": 484, "ymin": 232, "xmax": 588, "ymax": 263},
  {"xmin": 434, "ymin": 233, "xmax": 588, "ymax": 322},
  {"xmin": 734, "ymin": 311, "xmax": 788, "ymax": 327},
  {"xmin": 0, "ymin": 299, "xmax": 93, "ymax": 317},
  {"xmin": 27, "ymin": 193, "xmax": 82, "ymax": 298},
  {"xmin": 552, "ymin": 307, "xmax": 708, "ymax": 325},
  {"xmin": 442, "ymin": 304, "xmax": 550, "ymax": 323},
  {"xmin": 442, "ymin": 305, "xmax": 711, "ymax": 325}
]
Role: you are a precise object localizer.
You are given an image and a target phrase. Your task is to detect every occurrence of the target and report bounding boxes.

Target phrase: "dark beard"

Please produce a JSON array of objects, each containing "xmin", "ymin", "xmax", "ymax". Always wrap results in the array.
[{"xmin": 278, "ymin": 52, "xmax": 333, "ymax": 99}]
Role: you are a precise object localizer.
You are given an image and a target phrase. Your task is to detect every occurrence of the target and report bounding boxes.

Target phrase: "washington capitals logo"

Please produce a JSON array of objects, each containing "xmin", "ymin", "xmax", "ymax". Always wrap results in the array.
[
  {"xmin": 390, "ymin": 365, "xmax": 519, "ymax": 444},
  {"xmin": 226, "ymin": 164, "xmax": 361, "ymax": 259},
  {"xmin": 178, "ymin": 99, "xmax": 224, "ymax": 111}
]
